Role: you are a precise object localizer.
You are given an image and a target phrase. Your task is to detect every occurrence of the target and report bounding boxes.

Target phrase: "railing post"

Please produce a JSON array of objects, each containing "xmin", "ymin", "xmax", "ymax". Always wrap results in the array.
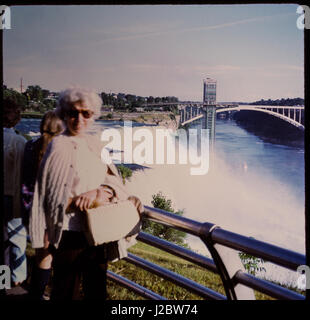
[
  {"xmin": 199, "ymin": 223, "xmax": 255, "ymax": 300},
  {"xmin": 103, "ymin": 243, "xmax": 108, "ymax": 300}
]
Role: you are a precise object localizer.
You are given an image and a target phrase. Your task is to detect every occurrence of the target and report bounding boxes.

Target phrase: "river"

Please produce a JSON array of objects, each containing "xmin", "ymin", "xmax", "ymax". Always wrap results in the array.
[{"xmin": 16, "ymin": 117, "xmax": 305, "ymax": 287}]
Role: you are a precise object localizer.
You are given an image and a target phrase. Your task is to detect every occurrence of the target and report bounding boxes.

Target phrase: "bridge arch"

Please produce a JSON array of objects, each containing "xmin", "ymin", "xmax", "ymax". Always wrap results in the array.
[{"xmin": 216, "ymin": 106, "xmax": 304, "ymax": 131}]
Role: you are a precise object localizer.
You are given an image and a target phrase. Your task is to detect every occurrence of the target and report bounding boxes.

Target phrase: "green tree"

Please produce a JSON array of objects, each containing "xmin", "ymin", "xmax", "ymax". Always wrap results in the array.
[
  {"xmin": 154, "ymin": 97, "xmax": 162, "ymax": 104},
  {"xmin": 43, "ymin": 99, "xmax": 56, "ymax": 111},
  {"xmin": 117, "ymin": 165, "xmax": 133, "ymax": 184},
  {"xmin": 239, "ymin": 252, "xmax": 265, "ymax": 276},
  {"xmin": 137, "ymin": 96, "xmax": 144, "ymax": 105},
  {"xmin": 101, "ymin": 92, "xmax": 108, "ymax": 105},
  {"xmin": 3, "ymin": 87, "xmax": 27, "ymax": 110},
  {"xmin": 143, "ymin": 192, "xmax": 188, "ymax": 247},
  {"xmin": 26, "ymin": 85, "xmax": 44, "ymax": 102},
  {"xmin": 147, "ymin": 96, "xmax": 154, "ymax": 104},
  {"xmin": 125, "ymin": 94, "xmax": 136, "ymax": 105},
  {"xmin": 238, "ymin": 237, "xmax": 266, "ymax": 276},
  {"xmin": 42, "ymin": 89, "xmax": 50, "ymax": 99}
]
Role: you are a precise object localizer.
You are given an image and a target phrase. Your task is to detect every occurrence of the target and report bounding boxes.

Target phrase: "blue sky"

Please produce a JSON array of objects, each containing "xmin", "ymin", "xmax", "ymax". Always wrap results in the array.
[{"xmin": 3, "ymin": 4, "xmax": 304, "ymax": 102}]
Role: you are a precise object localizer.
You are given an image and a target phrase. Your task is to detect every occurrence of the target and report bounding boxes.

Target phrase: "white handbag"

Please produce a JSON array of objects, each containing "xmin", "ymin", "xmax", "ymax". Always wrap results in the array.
[{"xmin": 84, "ymin": 200, "xmax": 141, "ymax": 246}]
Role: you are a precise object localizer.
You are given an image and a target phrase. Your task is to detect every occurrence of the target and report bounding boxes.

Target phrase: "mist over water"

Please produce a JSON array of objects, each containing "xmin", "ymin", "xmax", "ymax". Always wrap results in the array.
[{"xmin": 125, "ymin": 145, "xmax": 304, "ymax": 252}]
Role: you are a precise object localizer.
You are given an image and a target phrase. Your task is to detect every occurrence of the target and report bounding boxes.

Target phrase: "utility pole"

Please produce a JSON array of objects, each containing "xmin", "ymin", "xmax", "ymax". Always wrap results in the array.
[{"xmin": 20, "ymin": 77, "xmax": 23, "ymax": 93}]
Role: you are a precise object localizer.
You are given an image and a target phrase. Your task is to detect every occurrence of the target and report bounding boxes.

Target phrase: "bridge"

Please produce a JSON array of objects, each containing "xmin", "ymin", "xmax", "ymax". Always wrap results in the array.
[
  {"xmin": 141, "ymin": 102, "xmax": 204, "ymax": 107},
  {"xmin": 141, "ymin": 101, "xmax": 304, "ymax": 133},
  {"xmin": 179, "ymin": 104, "xmax": 305, "ymax": 130},
  {"xmin": 216, "ymin": 105, "xmax": 305, "ymax": 130}
]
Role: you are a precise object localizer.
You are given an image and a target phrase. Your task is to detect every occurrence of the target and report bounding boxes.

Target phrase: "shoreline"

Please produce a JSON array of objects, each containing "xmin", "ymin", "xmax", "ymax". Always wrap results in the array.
[
  {"xmin": 99, "ymin": 111, "xmax": 179, "ymax": 130},
  {"xmin": 22, "ymin": 111, "xmax": 180, "ymax": 130}
]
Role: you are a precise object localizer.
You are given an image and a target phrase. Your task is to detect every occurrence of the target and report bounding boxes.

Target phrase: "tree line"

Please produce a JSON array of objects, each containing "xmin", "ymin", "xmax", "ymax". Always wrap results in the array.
[
  {"xmin": 248, "ymin": 97, "xmax": 304, "ymax": 106},
  {"xmin": 3, "ymin": 85, "xmax": 180, "ymax": 113},
  {"xmin": 101, "ymin": 92, "xmax": 179, "ymax": 112},
  {"xmin": 3, "ymin": 85, "xmax": 57, "ymax": 113}
]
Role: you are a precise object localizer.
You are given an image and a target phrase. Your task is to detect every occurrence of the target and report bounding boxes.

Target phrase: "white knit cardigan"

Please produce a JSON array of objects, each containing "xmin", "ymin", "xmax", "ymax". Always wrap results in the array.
[{"xmin": 29, "ymin": 133, "xmax": 137, "ymax": 261}]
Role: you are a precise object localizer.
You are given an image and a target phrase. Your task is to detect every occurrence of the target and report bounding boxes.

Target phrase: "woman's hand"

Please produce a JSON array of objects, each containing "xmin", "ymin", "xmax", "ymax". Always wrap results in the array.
[
  {"xmin": 73, "ymin": 189, "xmax": 98, "ymax": 211},
  {"xmin": 71, "ymin": 187, "xmax": 114, "ymax": 211}
]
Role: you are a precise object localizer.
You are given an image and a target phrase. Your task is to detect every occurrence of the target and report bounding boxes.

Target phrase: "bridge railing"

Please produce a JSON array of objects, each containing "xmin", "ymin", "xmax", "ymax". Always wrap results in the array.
[{"xmin": 107, "ymin": 206, "xmax": 306, "ymax": 300}]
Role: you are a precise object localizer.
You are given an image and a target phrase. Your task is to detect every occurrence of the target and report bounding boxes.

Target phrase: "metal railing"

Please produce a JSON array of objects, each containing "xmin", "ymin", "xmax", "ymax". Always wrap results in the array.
[{"xmin": 107, "ymin": 206, "xmax": 306, "ymax": 300}]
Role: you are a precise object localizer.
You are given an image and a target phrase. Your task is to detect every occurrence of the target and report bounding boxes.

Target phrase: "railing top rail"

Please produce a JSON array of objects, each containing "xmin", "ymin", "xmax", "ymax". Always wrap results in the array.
[
  {"xmin": 143, "ymin": 206, "xmax": 306, "ymax": 272},
  {"xmin": 144, "ymin": 205, "xmax": 204, "ymax": 237},
  {"xmin": 210, "ymin": 228, "xmax": 305, "ymax": 271}
]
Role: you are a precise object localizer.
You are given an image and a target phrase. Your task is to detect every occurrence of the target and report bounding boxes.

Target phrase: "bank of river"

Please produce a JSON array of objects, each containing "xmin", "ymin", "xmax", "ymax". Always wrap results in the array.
[{"xmin": 21, "ymin": 111, "xmax": 179, "ymax": 129}]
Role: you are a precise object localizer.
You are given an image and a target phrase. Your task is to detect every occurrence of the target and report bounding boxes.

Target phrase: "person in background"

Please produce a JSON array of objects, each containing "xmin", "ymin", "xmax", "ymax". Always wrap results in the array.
[
  {"xmin": 21, "ymin": 110, "xmax": 64, "ymax": 300},
  {"xmin": 29, "ymin": 88, "xmax": 143, "ymax": 300},
  {"xmin": 3, "ymin": 98, "xmax": 27, "ymax": 287}
]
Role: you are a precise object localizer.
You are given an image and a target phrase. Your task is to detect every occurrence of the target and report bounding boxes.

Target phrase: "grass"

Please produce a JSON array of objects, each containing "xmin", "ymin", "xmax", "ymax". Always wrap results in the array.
[
  {"xmin": 107, "ymin": 242, "xmax": 223, "ymax": 300},
  {"xmin": 106, "ymin": 242, "xmax": 274, "ymax": 300}
]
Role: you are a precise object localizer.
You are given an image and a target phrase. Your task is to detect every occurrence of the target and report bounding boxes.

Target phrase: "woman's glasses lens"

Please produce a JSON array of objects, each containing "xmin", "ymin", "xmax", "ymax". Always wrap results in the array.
[
  {"xmin": 82, "ymin": 110, "xmax": 93, "ymax": 118},
  {"xmin": 68, "ymin": 109, "xmax": 93, "ymax": 119}
]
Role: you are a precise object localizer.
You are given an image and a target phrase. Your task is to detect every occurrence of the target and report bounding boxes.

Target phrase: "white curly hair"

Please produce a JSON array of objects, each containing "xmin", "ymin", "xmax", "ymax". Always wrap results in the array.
[{"xmin": 56, "ymin": 87, "xmax": 102, "ymax": 120}]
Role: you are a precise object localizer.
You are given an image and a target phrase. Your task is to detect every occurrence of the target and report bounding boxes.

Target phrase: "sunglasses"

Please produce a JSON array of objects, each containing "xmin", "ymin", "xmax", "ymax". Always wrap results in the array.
[{"xmin": 67, "ymin": 108, "xmax": 94, "ymax": 119}]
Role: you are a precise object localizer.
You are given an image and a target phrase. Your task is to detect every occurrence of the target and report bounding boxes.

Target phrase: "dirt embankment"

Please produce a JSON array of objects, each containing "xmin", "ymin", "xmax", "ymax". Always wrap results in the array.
[{"xmin": 100, "ymin": 112, "xmax": 180, "ymax": 131}]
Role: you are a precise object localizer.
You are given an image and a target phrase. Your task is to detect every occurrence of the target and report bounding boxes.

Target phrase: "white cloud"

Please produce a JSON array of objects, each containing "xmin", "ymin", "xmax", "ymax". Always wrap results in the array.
[
  {"xmin": 90, "ymin": 12, "xmax": 296, "ymax": 43},
  {"xmin": 128, "ymin": 63, "xmax": 241, "ymax": 76},
  {"xmin": 272, "ymin": 64, "xmax": 304, "ymax": 71}
]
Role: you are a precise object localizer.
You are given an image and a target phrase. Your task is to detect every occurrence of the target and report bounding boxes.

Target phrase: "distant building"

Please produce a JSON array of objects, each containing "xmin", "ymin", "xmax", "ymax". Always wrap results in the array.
[
  {"xmin": 203, "ymin": 78, "xmax": 217, "ymax": 105},
  {"xmin": 46, "ymin": 92, "xmax": 59, "ymax": 101},
  {"xmin": 101, "ymin": 106, "xmax": 114, "ymax": 112},
  {"xmin": 117, "ymin": 93, "xmax": 126, "ymax": 100}
]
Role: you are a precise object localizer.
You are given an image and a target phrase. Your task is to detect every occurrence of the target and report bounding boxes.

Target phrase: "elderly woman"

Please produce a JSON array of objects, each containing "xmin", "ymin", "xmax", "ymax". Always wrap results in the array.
[{"xmin": 29, "ymin": 88, "xmax": 142, "ymax": 300}]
